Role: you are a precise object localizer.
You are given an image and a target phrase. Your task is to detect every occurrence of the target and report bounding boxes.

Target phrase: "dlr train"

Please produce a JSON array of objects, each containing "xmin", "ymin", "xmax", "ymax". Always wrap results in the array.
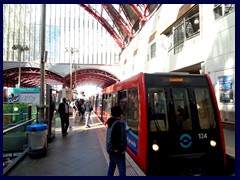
[{"xmin": 91, "ymin": 72, "xmax": 226, "ymax": 176}]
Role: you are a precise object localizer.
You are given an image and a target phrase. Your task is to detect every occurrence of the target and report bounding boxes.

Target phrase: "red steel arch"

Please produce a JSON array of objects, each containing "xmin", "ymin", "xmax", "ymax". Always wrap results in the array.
[{"xmin": 3, "ymin": 67, "xmax": 120, "ymax": 89}]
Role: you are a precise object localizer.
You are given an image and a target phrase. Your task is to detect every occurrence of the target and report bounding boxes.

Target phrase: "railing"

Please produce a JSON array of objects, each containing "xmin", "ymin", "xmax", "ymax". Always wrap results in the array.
[{"xmin": 3, "ymin": 118, "xmax": 36, "ymax": 175}]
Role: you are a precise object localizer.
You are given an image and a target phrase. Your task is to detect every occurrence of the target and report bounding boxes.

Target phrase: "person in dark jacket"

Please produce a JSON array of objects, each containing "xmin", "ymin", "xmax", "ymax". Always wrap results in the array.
[
  {"xmin": 58, "ymin": 97, "xmax": 70, "ymax": 136},
  {"xmin": 83, "ymin": 100, "xmax": 92, "ymax": 128},
  {"xmin": 106, "ymin": 106, "xmax": 127, "ymax": 176}
]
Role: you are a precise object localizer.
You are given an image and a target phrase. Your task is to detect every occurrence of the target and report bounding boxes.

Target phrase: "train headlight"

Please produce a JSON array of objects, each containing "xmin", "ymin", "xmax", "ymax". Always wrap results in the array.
[
  {"xmin": 210, "ymin": 140, "xmax": 217, "ymax": 147},
  {"xmin": 152, "ymin": 143, "xmax": 159, "ymax": 151}
]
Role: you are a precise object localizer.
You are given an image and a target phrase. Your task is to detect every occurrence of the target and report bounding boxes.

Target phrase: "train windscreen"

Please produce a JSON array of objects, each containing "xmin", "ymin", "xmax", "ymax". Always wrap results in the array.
[
  {"xmin": 193, "ymin": 87, "xmax": 216, "ymax": 129},
  {"xmin": 147, "ymin": 86, "xmax": 217, "ymax": 131},
  {"xmin": 148, "ymin": 88, "xmax": 169, "ymax": 132}
]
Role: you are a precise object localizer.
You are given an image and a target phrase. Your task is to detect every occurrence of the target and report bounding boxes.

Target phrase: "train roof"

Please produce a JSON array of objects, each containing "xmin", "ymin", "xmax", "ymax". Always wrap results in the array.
[{"xmin": 102, "ymin": 72, "xmax": 208, "ymax": 94}]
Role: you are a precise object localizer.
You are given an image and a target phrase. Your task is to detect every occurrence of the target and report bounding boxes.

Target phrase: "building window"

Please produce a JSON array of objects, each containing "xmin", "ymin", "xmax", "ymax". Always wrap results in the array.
[
  {"xmin": 174, "ymin": 22, "xmax": 184, "ymax": 54},
  {"xmin": 150, "ymin": 42, "xmax": 156, "ymax": 59},
  {"xmin": 185, "ymin": 13, "xmax": 200, "ymax": 39},
  {"xmin": 214, "ymin": 4, "xmax": 235, "ymax": 20},
  {"xmin": 173, "ymin": 7, "xmax": 200, "ymax": 54},
  {"xmin": 162, "ymin": 5, "xmax": 200, "ymax": 54}
]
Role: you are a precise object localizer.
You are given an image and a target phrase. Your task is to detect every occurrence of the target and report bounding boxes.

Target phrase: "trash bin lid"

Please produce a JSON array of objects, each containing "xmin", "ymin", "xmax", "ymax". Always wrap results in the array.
[{"xmin": 27, "ymin": 124, "xmax": 47, "ymax": 131}]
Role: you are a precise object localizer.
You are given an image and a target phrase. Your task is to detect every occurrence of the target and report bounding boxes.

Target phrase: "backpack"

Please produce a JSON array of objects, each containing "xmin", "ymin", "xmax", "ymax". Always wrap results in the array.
[
  {"xmin": 81, "ymin": 104, "xmax": 86, "ymax": 112},
  {"xmin": 106, "ymin": 120, "xmax": 127, "ymax": 154}
]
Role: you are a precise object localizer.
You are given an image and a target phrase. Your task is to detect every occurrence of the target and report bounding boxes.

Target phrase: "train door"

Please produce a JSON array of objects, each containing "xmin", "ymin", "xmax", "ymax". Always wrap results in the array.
[
  {"xmin": 98, "ymin": 94, "xmax": 103, "ymax": 121},
  {"xmin": 102, "ymin": 94, "xmax": 110, "ymax": 123},
  {"xmin": 119, "ymin": 89, "xmax": 139, "ymax": 156}
]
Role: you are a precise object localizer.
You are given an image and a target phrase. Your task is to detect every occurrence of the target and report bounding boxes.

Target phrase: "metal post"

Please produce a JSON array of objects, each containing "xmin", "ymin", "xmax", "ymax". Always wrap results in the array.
[
  {"xmin": 75, "ymin": 65, "xmax": 77, "ymax": 88},
  {"xmin": 18, "ymin": 50, "xmax": 22, "ymax": 88},
  {"xmin": 70, "ymin": 53, "xmax": 72, "ymax": 90},
  {"xmin": 12, "ymin": 45, "xmax": 29, "ymax": 87},
  {"xmin": 39, "ymin": 4, "xmax": 47, "ymax": 123}
]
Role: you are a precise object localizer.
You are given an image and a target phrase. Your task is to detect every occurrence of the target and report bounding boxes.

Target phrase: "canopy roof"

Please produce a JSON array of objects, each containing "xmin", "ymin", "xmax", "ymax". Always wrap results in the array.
[
  {"xmin": 80, "ymin": 4, "xmax": 161, "ymax": 49},
  {"xmin": 3, "ymin": 4, "xmax": 161, "ymax": 88}
]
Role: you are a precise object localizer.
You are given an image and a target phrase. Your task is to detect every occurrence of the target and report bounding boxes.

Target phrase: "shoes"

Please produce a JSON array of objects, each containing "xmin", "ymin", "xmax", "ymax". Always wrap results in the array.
[
  {"xmin": 85, "ymin": 125, "xmax": 91, "ymax": 128},
  {"xmin": 62, "ymin": 132, "xmax": 68, "ymax": 136}
]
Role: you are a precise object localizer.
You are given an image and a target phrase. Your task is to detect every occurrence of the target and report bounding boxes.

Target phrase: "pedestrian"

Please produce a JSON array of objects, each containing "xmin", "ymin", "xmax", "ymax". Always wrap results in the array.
[
  {"xmin": 83, "ymin": 100, "xmax": 92, "ymax": 128},
  {"xmin": 78, "ymin": 99, "xmax": 85, "ymax": 121},
  {"xmin": 58, "ymin": 97, "xmax": 70, "ymax": 136},
  {"xmin": 106, "ymin": 106, "xmax": 127, "ymax": 176}
]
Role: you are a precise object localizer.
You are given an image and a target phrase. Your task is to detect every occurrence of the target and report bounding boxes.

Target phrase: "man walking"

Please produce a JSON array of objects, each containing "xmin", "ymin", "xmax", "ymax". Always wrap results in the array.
[{"xmin": 58, "ymin": 97, "xmax": 70, "ymax": 136}]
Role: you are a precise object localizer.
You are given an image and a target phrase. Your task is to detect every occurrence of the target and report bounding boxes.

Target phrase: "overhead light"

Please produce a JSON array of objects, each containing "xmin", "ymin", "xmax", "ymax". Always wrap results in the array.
[{"xmin": 194, "ymin": 17, "xmax": 199, "ymax": 24}]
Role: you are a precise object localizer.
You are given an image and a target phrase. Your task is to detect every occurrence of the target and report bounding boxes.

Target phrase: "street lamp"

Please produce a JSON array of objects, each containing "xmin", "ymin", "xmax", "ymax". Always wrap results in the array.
[
  {"xmin": 12, "ymin": 44, "xmax": 29, "ymax": 88},
  {"xmin": 65, "ymin": 47, "xmax": 79, "ymax": 90}
]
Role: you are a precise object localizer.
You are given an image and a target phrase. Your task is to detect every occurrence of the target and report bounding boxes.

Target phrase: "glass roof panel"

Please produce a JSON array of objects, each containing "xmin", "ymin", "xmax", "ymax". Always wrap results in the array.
[{"xmin": 79, "ymin": 4, "xmax": 161, "ymax": 49}]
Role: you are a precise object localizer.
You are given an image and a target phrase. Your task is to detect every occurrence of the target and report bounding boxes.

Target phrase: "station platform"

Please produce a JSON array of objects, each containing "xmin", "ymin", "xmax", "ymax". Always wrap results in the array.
[
  {"xmin": 6, "ymin": 113, "xmax": 235, "ymax": 176},
  {"xmin": 6, "ymin": 113, "xmax": 145, "ymax": 176}
]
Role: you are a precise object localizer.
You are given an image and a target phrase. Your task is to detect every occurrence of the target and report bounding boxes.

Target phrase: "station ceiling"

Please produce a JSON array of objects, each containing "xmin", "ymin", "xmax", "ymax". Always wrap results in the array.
[
  {"xmin": 3, "ymin": 4, "xmax": 161, "ymax": 89},
  {"xmin": 79, "ymin": 4, "xmax": 161, "ymax": 49}
]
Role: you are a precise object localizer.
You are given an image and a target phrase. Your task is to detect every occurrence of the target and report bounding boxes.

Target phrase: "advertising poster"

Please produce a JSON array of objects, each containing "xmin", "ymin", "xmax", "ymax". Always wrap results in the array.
[
  {"xmin": 218, "ymin": 75, "xmax": 234, "ymax": 103},
  {"xmin": 7, "ymin": 88, "xmax": 40, "ymax": 106}
]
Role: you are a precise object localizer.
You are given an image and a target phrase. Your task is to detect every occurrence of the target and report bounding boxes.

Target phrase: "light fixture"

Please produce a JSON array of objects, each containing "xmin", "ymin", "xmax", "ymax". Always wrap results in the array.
[
  {"xmin": 65, "ymin": 47, "xmax": 79, "ymax": 90},
  {"xmin": 194, "ymin": 17, "xmax": 199, "ymax": 24},
  {"xmin": 12, "ymin": 44, "xmax": 29, "ymax": 87}
]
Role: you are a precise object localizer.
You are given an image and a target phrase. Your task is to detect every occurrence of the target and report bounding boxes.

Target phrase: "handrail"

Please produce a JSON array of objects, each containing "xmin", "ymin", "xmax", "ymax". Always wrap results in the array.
[
  {"xmin": 3, "ymin": 149, "xmax": 28, "ymax": 175},
  {"xmin": 3, "ymin": 118, "xmax": 36, "ymax": 135},
  {"xmin": 3, "ymin": 118, "xmax": 36, "ymax": 175}
]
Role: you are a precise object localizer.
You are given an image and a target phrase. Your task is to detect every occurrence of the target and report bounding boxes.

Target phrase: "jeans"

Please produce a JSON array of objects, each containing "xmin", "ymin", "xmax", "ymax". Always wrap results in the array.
[
  {"xmin": 85, "ymin": 111, "xmax": 91, "ymax": 126},
  {"xmin": 107, "ymin": 152, "xmax": 126, "ymax": 176}
]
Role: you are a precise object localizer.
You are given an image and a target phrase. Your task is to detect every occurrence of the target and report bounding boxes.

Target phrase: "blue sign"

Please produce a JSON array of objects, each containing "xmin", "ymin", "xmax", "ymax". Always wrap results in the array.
[
  {"xmin": 13, "ymin": 87, "xmax": 40, "ymax": 93},
  {"xmin": 127, "ymin": 131, "xmax": 138, "ymax": 155}
]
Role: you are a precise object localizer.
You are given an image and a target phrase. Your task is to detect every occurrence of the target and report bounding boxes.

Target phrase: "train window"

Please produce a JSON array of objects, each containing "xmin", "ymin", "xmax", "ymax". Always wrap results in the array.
[
  {"xmin": 119, "ymin": 91, "xmax": 128, "ymax": 119},
  {"xmin": 194, "ymin": 88, "xmax": 216, "ymax": 129},
  {"xmin": 106, "ymin": 94, "xmax": 112, "ymax": 114},
  {"xmin": 148, "ymin": 88, "xmax": 169, "ymax": 132},
  {"xmin": 172, "ymin": 88, "xmax": 192, "ymax": 130},
  {"xmin": 112, "ymin": 92, "xmax": 118, "ymax": 107},
  {"xmin": 127, "ymin": 88, "xmax": 139, "ymax": 135},
  {"xmin": 102, "ymin": 93, "xmax": 112, "ymax": 122}
]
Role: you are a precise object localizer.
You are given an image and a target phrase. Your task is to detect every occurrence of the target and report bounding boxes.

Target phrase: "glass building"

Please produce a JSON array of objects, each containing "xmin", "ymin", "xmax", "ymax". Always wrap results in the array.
[{"xmin": 3, "ymin": 4, "xmax": 120, "ymax": 65}]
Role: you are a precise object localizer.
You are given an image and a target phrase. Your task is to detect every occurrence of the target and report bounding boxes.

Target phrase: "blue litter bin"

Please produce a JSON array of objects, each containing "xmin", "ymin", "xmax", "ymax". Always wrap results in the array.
[{"xmin": 27, "ymin": 123, "xmax": 47, "ymax": 158}]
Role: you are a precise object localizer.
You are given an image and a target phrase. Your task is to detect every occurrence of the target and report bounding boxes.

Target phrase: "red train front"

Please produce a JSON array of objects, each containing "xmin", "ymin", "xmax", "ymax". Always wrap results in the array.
[{"xmin": 92, "ymin": 72, "xmax": 226, "ymax": 175}]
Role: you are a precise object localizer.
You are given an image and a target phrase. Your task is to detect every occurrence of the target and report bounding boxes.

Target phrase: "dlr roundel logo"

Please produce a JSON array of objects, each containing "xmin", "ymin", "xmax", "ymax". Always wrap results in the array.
[{"xmin": 179, "ymin": 134, "xmax": 192, "ymax": 148}]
